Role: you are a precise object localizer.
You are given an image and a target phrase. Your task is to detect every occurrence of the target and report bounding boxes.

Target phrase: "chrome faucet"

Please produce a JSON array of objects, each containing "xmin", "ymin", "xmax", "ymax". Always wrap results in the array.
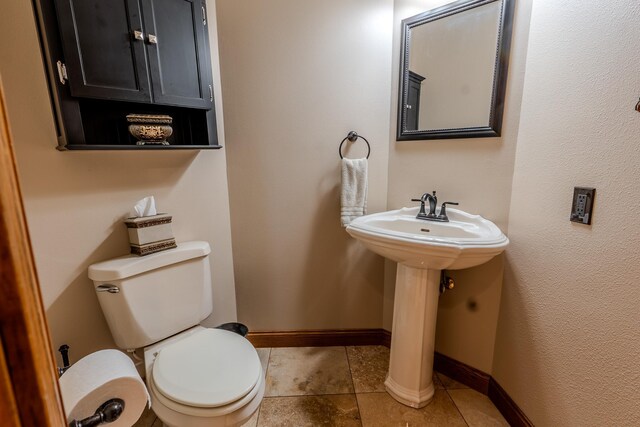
[{"xmin": 411, "ymin": 191, "xmax": 458, "ymax": 222}]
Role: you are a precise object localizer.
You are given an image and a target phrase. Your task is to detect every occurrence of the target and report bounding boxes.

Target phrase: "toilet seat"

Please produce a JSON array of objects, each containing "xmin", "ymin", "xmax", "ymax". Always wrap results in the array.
[
  {"xmin": 149, "ymin": 367, "xmax": 264, "ymax": 418},
  {"xmin": 150, "ymin": 328, "xmax": 262, "ymax": 415}
]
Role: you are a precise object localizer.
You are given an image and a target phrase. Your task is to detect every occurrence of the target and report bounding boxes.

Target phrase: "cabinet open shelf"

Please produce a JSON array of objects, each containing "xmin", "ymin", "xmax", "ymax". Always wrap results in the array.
[
  {"xmin": 62, "ymin": 145, "xmax": 220, "ymax": 151},
  {"xmin": 57, "ymin": 99, "xmax": 220, "ymax": 150}
]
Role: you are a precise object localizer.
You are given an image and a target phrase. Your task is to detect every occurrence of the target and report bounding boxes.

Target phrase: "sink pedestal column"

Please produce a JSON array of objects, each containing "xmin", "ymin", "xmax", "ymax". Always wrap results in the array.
[{"xmin": 384, "ymin": 264, "xmax": 440, "ymax": 408}]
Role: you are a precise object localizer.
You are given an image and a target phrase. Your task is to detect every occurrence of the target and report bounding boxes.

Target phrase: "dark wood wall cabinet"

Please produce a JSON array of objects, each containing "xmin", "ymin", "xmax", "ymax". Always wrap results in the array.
[
  {"xmin": 34, "ymin": 0, "xmax": 220, "ymax": 150},
  {"xmin": 405, "ymin": 71, "xmax": 425, "ymax": 132}
]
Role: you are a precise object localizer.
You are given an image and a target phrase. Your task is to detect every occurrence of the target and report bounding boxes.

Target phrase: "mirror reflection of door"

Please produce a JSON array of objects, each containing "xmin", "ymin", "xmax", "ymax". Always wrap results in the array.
[{"xmin": 406, "ymin": 71, "xmax": 425, "ymax": 131}]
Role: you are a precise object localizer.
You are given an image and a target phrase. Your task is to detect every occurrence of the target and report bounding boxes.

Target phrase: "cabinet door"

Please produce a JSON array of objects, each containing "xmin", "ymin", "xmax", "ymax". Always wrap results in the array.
[
  {"xmin": 405, "ymin": 71, "xmax": 425, "ymax": 131},
  {"xmin": 54, "ymin": 0, "xmax": 152, "ymax": 102},
  {"xmin": 141, "ymin": 0, "xmax": 213, "ymax": 109},
  {"xmin": 406, "ymin": 79, "xmax": 421, "ymax": 131}
]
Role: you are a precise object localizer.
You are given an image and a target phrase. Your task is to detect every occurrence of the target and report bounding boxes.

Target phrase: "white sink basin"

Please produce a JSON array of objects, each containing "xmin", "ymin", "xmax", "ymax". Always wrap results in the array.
[
  {"xmin": 346, "ymin": 206, "xmax": 508, "ymax": 270},
  {"xmin": 346, "ymin": 206, "xmax": 508, "ymax": 409}
]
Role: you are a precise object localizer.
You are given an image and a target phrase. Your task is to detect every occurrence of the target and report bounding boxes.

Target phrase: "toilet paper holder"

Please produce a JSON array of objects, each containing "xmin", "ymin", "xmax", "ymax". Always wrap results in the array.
[
  {"xmin": 68, "ymin": 398, "xmax": 124, "ymax": 427},
  {"xmin": 58, "ymin": 344, "xmax": 71, "ymax": 376}
]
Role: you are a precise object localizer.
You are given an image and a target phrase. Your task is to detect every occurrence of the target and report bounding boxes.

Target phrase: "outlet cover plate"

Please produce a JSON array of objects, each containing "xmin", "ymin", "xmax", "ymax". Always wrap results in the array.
[{"xmin": 570, "ymin": 187, "xmax": 595, "ymax": 225}]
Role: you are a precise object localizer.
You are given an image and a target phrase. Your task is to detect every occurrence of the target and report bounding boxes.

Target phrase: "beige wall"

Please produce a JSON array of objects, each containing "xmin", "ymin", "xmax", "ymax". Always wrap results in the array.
[
  {"xmin": 492, "ymin": 1, "xmax": 640, "ymax": 425},
  {"xmin": 8, "ymin": 7, "xmax": 637, "ymax": 424},
  {"xmin": 0, "ymin": 1, "xmax": 237, "ymax": 364},
  {"xmin": 385, "ymin": 0, "xmax": 532, "ymax": 373},
  {"xmin": 216, "ymin": 0, "xmax": 393, "ymax": 331}
]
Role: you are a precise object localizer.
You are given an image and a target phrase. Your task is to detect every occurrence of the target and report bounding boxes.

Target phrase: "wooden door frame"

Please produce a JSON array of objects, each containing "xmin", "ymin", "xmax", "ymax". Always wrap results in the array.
[{"xmin": 0, "ymin": 81, "xmax": 66, "ymax": 425}]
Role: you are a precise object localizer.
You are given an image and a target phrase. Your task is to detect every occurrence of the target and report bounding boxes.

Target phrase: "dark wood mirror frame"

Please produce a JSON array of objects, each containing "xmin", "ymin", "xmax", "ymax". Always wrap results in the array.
[{"xmin": 397, "ymin": 0, "xmax": 515, "ymax": 141}]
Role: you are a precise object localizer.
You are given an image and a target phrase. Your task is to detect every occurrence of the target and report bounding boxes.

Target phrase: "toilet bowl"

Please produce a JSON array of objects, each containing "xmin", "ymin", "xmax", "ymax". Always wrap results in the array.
[
  {"xmin": 144, "ymin": 327, "xmax": 264, "ymax": 427},
  {"xmin": 88, "ymin": 241, "xmax": 264, "ymax": 427}
]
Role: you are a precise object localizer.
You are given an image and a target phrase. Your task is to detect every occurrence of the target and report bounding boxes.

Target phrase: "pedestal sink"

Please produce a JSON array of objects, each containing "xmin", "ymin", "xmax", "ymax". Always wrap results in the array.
[{"xmin": 346, "ymin": 206, "xmax": 508, "ymax": 408}]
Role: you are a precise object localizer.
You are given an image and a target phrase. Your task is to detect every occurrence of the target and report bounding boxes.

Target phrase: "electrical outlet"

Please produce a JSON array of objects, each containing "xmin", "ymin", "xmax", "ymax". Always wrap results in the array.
[
  {"xmin": 570, "ymin": 187, "xmax": 595, "ymax": 225},
  {"xmin": 576, "ymin": 194, "xmax": 587, "ymax": 217}
]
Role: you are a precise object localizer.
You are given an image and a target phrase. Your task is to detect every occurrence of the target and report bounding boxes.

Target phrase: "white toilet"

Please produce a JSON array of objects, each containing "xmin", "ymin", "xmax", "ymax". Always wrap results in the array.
[{"xmin": 88, "ymin": 241, "xmax": 264, "ymax": 427}]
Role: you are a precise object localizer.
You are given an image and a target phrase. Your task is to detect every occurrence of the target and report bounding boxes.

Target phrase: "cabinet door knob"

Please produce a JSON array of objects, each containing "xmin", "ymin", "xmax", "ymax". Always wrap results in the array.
[
  {"xmin": 148, "ymin": 34, "xmax": 158, "ymax": 44},
  {"xmin": 133, "ymin": 30, "xmax": 144, "ymax": 41}
]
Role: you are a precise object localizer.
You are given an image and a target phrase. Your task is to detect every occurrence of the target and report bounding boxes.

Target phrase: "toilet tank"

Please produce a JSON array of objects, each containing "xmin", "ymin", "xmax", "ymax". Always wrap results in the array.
[{"xmin": 88, "ymin": 241, "xmax": 213, "ymax": 349}]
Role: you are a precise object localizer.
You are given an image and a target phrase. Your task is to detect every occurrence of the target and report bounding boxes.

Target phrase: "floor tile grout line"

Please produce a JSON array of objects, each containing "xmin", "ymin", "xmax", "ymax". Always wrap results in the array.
[
  {"xmin": 263, "ymin": 391, "xmax": 392, "ymax": 399},
  {"xmin": 263, "ymin": 347, "xmax": 272, "ymax": 380},
  {"xmin": 262, "ymin": 393, "xmax": 360, "ymax": 400},
  {"xmin": 344, "ymin": 346, "xmax": 358, "ymax": 393},
  {"xmin": 437, "ymin": 370, "xmax": 471, "ymax": 426},
  {"xmin": 435, "ymin": 371, "xmax": 470, "ymax": 391},
  {"xmin": 255, "ymin": 347, "xmax": 272, "ymax": 427},
  {"xmin": 445, "ymin": 388, "xmax": 471, "ymax": 427},
  {"xmin": 344, "ymin": 346, "xmax": 364, "ymax": 426},
  {"xmin": 263, "ymin": 391, "xmax": 362, "ymax": 399},
  {"xmin": 353, "ymin": 391, "xmax": 391, "ymax": 395}
]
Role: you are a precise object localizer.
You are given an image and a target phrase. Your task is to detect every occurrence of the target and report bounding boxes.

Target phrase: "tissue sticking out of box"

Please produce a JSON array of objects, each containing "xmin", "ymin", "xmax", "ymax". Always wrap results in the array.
[
  {"xmin": 133, "ymin": 196, "xmax": 157, "ymax": 217},
  {"xmin": 125, "ymin": 197, "xmax": 176, "ymax": 256}
]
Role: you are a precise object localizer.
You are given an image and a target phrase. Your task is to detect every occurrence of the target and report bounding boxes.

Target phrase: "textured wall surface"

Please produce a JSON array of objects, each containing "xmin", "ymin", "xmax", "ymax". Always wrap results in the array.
[
  {"xmin": 492, "ymin": 1, "xmax": 640, "ymax": 425},
  {"xmin": 217, "ymin": 0, "xmax": 393, "ymax": 330},
  {"xmin": 385, "ymin": 0, "xmax": 532, "ymax": 372},
  {"xmin": 0, "ymin": 1, "xmax": 237, "ymax": 363}
]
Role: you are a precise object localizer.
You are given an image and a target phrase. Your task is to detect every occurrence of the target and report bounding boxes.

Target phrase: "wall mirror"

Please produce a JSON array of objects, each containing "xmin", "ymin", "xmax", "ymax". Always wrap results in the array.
[{"xmin": 397, "ymin": 0, "xmax": 514, "ymax": 140}]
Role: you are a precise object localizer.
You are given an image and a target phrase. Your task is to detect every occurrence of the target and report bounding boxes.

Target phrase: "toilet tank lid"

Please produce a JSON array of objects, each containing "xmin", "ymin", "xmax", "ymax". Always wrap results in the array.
[{"xmin": 88, "ymin": 241, "xmax": 211, "ymax": 282}]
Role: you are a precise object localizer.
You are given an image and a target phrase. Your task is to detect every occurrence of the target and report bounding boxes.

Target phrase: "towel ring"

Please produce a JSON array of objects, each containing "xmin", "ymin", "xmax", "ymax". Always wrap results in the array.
[{"xmin": 339, "ymin": 131, "xmax": 371, "ymax": 159}]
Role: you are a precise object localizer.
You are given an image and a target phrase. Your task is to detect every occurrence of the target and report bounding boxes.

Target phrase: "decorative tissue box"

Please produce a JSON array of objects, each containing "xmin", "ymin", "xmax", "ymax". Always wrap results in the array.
[{"xmin": 124, "ymin": 214, "xmax": 177, "ymax": 256}]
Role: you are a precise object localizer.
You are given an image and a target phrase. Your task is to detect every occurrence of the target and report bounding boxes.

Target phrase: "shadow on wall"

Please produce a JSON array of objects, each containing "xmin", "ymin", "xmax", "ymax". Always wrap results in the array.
[
  {"xmin": 492, "ymin": 252, "xmax": 552, "ymax": 424},
  {"xmin": 22, "ymin": 149, "xmax": 199, "ymax": 199},
  {"xmin": 299, "ymin": 163, "xmax": 384, "ymax": 328},
  {"xmin": 424, "ymin": 254, "xmax": 505, "ymax": 372},
  {"xmin": 46, "ymin": 226, "xmax": 125, "ymax": 366},
  {"xmin": 37, "ymin": 152, "xmax": 201, "ymax": 367},
  {"xmin": 440, "ymin": 256, "xmax": 503, "ymax": 311},
  {"xmin": 1, "ymin": 0, "xmax": 238, "ymax": 367}
]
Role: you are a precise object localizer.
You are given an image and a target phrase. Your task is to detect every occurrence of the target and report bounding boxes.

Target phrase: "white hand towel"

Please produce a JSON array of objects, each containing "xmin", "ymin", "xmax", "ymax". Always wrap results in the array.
[{"xmin": 341, "ymin": 158, "xmax": 368, "ymax": 227}]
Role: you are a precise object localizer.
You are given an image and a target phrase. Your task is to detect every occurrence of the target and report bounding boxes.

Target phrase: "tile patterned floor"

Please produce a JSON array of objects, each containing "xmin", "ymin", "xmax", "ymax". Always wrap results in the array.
[{"xmin": 134, "ymin": 346, "xmax": 508, "ymax": 426}]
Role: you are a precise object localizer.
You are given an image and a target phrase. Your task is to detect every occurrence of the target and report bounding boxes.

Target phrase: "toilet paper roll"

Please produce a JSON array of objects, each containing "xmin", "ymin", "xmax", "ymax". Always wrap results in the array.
[{"xmin": 59, "ymin": 349, "xmax": 150, "ymax": 426}]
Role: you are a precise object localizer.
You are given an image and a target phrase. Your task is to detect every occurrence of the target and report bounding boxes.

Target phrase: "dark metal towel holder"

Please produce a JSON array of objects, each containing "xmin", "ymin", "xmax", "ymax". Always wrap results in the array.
[{"xmin": 339, "ymin": 131, "xmax": 370, "ymax": 159}]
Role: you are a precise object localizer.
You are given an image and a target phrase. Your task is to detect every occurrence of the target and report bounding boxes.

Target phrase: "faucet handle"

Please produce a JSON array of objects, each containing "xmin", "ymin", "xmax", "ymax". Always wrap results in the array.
[
  {"xmin": 438, "ymin": 202, "xmax": 459, "ymax": 220},
  {"xmin": 411, "ymin": 198, "xmax": 427, "ymax": 216}
]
